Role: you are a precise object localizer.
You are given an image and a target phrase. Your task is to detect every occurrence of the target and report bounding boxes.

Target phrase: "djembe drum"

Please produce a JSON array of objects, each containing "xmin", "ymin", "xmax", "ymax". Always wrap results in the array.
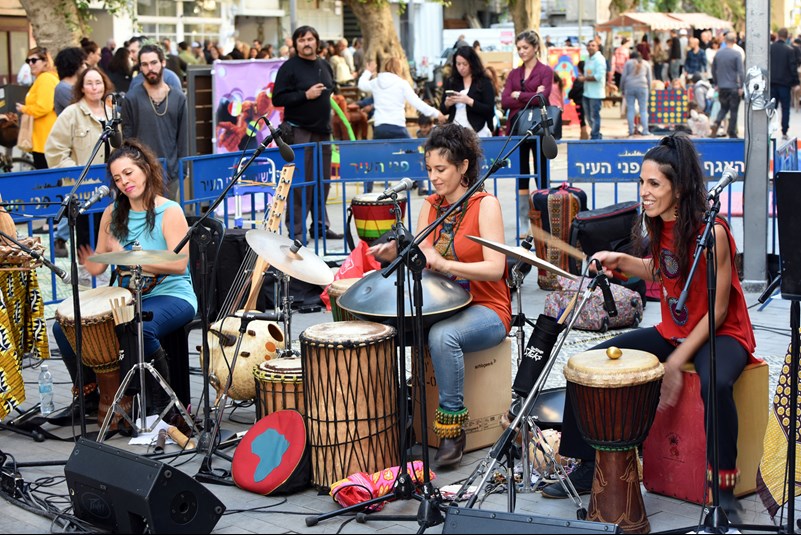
[
  {"xmin": 350, "ymin": 193, "xmax": 406, "ymax": 244},
  {"xmin": 564, "ymin": 348, "xmax": 664, "ymax": 534},
  {"xmin": 55, "ymin": 286, "xmax": 133, "ymax": 426},
  {"xmin": 253, "ymin": 357, "xmax": 304, "ymax": 419},
  {"xmin": 328, "ymin": 278, "xmax": 360, "ymax": 322},
  {"xmin": 300, "ymin": 321, "xmax": 399, "ymax": 490}
]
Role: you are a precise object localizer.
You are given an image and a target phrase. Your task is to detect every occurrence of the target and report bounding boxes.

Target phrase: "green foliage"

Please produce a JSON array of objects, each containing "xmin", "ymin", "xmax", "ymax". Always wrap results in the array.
[{"xmin": 70, "ymin": 0, "xmax": 135, "ymax": 33}]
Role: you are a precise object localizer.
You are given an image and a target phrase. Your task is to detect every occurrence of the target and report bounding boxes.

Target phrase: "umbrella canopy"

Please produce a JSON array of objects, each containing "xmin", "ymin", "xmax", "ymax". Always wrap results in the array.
[{"xmin": 596, "ymin": 12, "xmax": 732, "ymax": 32}]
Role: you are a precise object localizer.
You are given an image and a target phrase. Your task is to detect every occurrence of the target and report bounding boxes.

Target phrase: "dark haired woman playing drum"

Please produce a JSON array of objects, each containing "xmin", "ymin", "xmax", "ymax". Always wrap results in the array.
[
  {"xmin": 50, "ymin": 139, "xmax": 196, "ymax": 425},
  {"xmin": 542, "ymin": 132, "xmax": 756, "ymax": 522},
  {"xmin": 368, "ymin": 123, "xmax": 511, "ymax": 467}
]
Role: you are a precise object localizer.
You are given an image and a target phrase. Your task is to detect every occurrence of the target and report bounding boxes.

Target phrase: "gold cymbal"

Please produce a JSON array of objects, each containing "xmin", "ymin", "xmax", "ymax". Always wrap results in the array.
[
  {"xmin": 245, "ymin": 230, "xmax": 334, "ymax": 286},
  {"xmin": 467, "ymin": 235, "xmax": 576, "ymax": 280},
  {"xmin": 89, "ymin": 249, "xmax": 187, "ymax": 266}
]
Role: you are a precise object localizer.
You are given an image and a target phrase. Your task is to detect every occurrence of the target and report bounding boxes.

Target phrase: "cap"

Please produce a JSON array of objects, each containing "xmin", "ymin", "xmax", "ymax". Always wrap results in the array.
[
  {"xmin": 191, "ymin": 41, "xmax": 201, "ymax": 48},
  {"xmin": 679, "ymin": 29, "xmax": 688, "ymax": 36}
]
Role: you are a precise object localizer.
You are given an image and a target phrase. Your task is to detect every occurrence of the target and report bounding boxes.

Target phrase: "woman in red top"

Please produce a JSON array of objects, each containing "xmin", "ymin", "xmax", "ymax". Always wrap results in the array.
[
  {"xmin": 369, "ymin": 123, "xmax": 511, "ymax": 467},
  {"xmin": 542, "ymin": 133, "xmax": 754, "ymax": 522}
]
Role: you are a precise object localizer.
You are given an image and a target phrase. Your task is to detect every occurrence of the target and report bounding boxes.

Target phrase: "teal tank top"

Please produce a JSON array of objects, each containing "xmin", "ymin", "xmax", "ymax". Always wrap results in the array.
[{"xmin": 117, "ymin": 200, "xmax": 197, "ymax": 314}]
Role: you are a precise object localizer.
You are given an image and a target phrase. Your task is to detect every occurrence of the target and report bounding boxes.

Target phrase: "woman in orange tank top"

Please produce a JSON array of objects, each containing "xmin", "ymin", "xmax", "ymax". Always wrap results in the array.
[{"xmin": 369, "ymin": 123, "xmax": 511, "ymax": 467}]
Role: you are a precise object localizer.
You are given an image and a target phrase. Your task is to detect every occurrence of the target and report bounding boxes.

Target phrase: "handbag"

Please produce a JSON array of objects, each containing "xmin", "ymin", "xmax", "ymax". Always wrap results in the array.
[
  {"xmin": 17, "ymin": 113, "xmax": 33, "ymax": 152},
  {"xmin": 512, "ymin": 71, "xmax": 562, "ymax": 139}
]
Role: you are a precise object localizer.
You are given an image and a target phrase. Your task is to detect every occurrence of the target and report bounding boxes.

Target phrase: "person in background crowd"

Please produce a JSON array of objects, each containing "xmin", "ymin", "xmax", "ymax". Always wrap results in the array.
[
  {"xmin": 473, "ymin": 40, "xmax": 482, "ymax": 52},
  {"xmin": 368, "ymin": 123, "xmax": 511, "ymax": 468},
  {"xmin": 358, "ymin": 57, "xmax": 445, "ymax": 192},
  {"xmin": 568, "ymin": 60, "xmax": 588, "ymax": 139},
  {"xmin": 652, "ymin": 37, "xmax": 667, "ymax": 82},
  {"xmin": 16, "ymin": 60, "xmax": 32, "ymax": 85},
  {"xmin": 106, "ymin": 47, "xmax": 132, "ymax": 93},
  {"xmin": 620, "ymin": 50, "xmax": 652, "ymax": 137},
  {"xmin": 637, "ymin": 35, "xmax": 651, "ymax": 61},
  {"xmin": 416, "ymin": 113, "xmax": 434, "ymax": 139},
  {"xmin": 17, "ymin": 46, "xmax": 58, "ymax": 169},
  {"xmin": 542, "ymin": 132, "xmax": 754, "ymax": 526},
  {"xmin": 351, "ymin": 38, "xmax": 364, "ymax": 73},
  {"xmin": 705, "ymin": 38, "xmax": 720, "ymax": 82},
  {"xmin": 580, "ymin": 38, "xmax": 606, "ymax": 140},
  {"xmin": 122, "ymin": 44, "xmax": 187, "ymax": 201},
  {"xmin": 692, "ymin": 73, "xmax": 713, "ymax": 114},
  {"xmin": 610, "ymin": 37, "xmax": 630, "ymax": 89},
  {"xmin": 710, "ymin": 31, "xmax": 744, "ymax": 138},
  {"xmin": 273, "ymin": 25, "xmax": 342, "ymax": 241},
  {"xmin": 162, "ymin": 38, "xmax": 187, "ymax": 80},
  {"xmin": 191, "ymin": 41, "xmax": 206, "ymax": 64},
  {"xmin": 100, "ymin": 38, "xmax": 116, "ymax": 71},
  {"xmin": 81, "ymin": 38, "xmax": 101, "ymax": 69},
  {"xmin": 770, "ymin": 27, "xmax": 800, "ymax": 141},
  {"xmin": 669, "ymin": 31, "xmax": 683, "ymax": 80},
  {"xmin": 53, "ymin": 47, "xmax": 87, "ymax": 116},
  {"xmin": 549, "ymin": 71, "xmax": 565, "ymax": 110},
  {"xmin": 330, "ymin": 39, "xmax": 355, "ymax": 87},
  {"xmin": 684, "ymin": 38, "xmax": 707, "ymax": 82},
  {"xmin": 440, "ymin": 46, "xmax": 496, "ymax": 138},
  {"xmin": 501, "ymin": 29, "xmax": 554, "ymax": 234}
]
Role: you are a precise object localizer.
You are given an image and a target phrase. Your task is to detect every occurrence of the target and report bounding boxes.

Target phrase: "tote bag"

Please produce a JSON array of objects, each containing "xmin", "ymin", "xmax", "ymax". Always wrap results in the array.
[{"xmin": 17, "ymin": 113, "xmax": 33, "ymax": 152}]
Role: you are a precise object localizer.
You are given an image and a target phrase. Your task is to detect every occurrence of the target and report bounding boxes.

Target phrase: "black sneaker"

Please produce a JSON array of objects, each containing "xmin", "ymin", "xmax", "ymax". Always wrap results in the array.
[
  {"xmin": 541, "ymin": 460, "xmax": 594, "ymax": 498},
  {"xmin": 46, "ymin": 391, "xmax": 99, "ymax": 427}
]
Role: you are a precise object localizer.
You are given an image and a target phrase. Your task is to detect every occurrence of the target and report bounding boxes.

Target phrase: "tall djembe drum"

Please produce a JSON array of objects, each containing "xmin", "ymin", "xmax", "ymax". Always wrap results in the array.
[{"xmin": 564, "ymin": 348, "xmax": 664, "ymax": 534}]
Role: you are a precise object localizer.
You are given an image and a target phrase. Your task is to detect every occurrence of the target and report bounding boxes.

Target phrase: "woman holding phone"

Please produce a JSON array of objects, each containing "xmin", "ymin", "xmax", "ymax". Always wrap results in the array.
[{"xmin": 440, "ymin": 46, "xmax": 496, "ymax": 138}]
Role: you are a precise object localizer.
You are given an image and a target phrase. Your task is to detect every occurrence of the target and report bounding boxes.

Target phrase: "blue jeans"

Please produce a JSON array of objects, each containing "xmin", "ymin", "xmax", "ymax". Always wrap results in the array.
[
  {"xmin": 427, "ymin": 304, "xmax": 507, "ymax": 412},
  {"xmin": 55, "ymin": 295, "xmax": 195, "ymax": 387},
  {"xmin": 625, "ymin": 86, "xmax": 650, "ymax": 135},
  {"xmin": 583, "ymin": 97, "xmax": 603, "ymax": 139},
  {"xmin": 770, "ymin": 84, "xmax": 791, "ymax": 136}
]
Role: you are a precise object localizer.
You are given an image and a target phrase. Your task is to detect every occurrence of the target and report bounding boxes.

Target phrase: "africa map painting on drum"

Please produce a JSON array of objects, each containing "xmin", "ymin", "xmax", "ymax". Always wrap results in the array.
[{"xmin": 212, "ymin": 59, "xmax": 287, "ymax": 154}]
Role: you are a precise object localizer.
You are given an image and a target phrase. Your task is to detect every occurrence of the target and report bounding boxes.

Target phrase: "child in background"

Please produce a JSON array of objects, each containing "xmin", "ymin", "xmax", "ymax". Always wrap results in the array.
[
  {"xmin": 568, "ymin": 61, "xmax": 588, "ymax": 139},
  {"xmin": 415, "ymin": 113, "xmax": 434, "ymax": 193},
  {"xmin": 687, "ymin": 101, "xmax": 711, "ymax": 137}
]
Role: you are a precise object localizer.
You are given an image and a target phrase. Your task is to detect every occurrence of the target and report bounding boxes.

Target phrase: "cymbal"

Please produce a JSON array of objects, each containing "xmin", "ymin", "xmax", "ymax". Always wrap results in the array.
[
  {"xmin": 245, "ymin": 230, "xmax": 334, "ymax": 286},
  {"xmin": 467, "ymin": 235, "xmax": 576, "ymax": 280},
  {"xmin": 89, "ymin": 249, "xmax": 187, "ymax": 266},
  {"xmin": 337, "ymin": 269, "xmax": 472, "ymax": 327}
]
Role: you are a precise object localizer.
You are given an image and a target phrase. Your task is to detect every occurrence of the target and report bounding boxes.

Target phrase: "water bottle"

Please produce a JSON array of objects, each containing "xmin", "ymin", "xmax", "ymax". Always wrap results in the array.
[{"xmin": 38, "ymin": 364, "xmax": 54, "ymax": 416}]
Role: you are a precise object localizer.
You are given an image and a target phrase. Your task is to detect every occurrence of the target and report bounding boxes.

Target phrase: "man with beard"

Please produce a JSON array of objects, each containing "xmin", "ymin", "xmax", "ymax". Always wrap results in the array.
[
  {"xmin": 273, "ymin": 25, "xmax": 343, "ymax": 241},
  {"xmin": 122, "ymin": 44, "xmax": 187, "ymax": 201}
]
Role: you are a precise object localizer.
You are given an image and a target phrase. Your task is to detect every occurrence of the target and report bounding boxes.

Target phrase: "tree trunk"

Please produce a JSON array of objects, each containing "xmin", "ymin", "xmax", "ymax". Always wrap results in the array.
[
  {"xmin": 509, "ymin": 0, "xmax": 541, "ymax": 38},
  {"xmin": 19, "ymin": 0, "xmax": 81, "ymax": 52},
  {"xmin": 346, "ymin": 0, "xmax": 412, "ymax": 82}
]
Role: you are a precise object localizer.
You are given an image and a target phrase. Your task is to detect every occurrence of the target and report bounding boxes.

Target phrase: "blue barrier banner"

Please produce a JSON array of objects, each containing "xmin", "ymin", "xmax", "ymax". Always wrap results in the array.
[
  {"xmin": 184, "ymin": 144, "xmax": 309, "ymax": 203},
  {"xmin": 333, "ymin": 137, "xmax": 528, "ymax": 181},
  {"xmin": 0, "ymin": 165, "xmax": 111, "ymax": 219},
  {"xmin": 567, "ymin": 139, "xmax": 745, "ymax": 181}
]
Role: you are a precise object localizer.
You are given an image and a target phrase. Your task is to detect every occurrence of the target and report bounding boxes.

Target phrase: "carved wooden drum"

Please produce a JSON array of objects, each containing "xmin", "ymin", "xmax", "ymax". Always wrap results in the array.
[
  {"xmin": 328, "ymin": 278, "xmax": 360, "ymax": 322},
  {"xmin": 253, "ymin": 357, "xmax": 304, "ymax": 419}
]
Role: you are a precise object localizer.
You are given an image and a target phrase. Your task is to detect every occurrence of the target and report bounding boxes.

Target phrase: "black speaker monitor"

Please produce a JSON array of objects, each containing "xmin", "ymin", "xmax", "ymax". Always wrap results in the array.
[
  {"xmin": 64, "ymin": 438, "xmax": 225, "ymax": 533},
  {"xmin": 442, "ymin": 507, "xmax": 622, "ymax": 534},
  {"xmin": 775, "ymin": 171, "xmax": 801, "ymax": 299}
]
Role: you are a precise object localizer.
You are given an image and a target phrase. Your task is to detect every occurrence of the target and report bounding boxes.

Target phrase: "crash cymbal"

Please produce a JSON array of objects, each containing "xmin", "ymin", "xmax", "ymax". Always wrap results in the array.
[
  {"xmin": 467, "ymin": 235, "xmax": 576, "ymax": 280},
  {"xmin": 245, "ymin": 230, "xmax": 334, "ymax": 286},
  {"xmin": 337, "ymin": 269, "xmax": 472, "ymax": 327},
  {"xmin": 89, "ymin": 249, "xmax": 187, "ymax": 266}
]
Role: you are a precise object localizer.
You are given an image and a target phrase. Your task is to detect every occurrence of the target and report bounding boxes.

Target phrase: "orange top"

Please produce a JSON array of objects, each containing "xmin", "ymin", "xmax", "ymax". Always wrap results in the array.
[{"xmin": 424, "ymin": 191, "xmax": 511, "ymax": 332}]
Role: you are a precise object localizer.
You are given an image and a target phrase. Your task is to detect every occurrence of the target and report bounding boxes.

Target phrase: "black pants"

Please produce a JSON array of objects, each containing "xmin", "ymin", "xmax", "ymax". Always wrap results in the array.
[
  {"xmin": 714, "ymin": 89, "xmax": 742, "ymax": 138},
  {"xmin": 559, "ymin": 327, "xmax": 748, "ymax": 471},
  {"xmin": 285, "ymin": 126, "xmax": 332, "ymax": 241},
  {"xmin": 32, "ymin": 152, "xmax": 48, "ymax": 169},
  {"xmin": 517, "ymin": 140, "xmax": 547, "ymax": 191}
]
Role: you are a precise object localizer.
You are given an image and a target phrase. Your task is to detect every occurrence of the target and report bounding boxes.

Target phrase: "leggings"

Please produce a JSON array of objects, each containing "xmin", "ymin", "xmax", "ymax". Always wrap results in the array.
[{"xmin": 559, "ymin": 327, "xmax": 748, "ymax": 470}]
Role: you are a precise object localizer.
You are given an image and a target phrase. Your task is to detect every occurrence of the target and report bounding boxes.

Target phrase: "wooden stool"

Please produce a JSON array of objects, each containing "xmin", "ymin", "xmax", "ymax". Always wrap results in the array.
[
  {"xmin": 642, "ymin": 361, "xmax": 768, "ymax": 504},
  {"xmin": 412, "ymin": 337, "xmax": 511, "ymax": 452}
]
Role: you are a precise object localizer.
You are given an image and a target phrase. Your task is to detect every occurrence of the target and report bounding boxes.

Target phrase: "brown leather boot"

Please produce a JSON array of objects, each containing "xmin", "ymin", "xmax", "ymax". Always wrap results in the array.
[{"xmin": 435, "ymin": 430, "xmax": 466, "ymax": 468}]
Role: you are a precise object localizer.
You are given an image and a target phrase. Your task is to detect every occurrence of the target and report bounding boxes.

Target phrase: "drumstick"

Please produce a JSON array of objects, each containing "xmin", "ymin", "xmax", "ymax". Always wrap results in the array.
[
  {"xmin": 527, "ymin": 222, "xmax": 629, "ymax": 282},
  {"xmin": 557, "ymin": 291, "xmax": 579, "ymax": 324}
]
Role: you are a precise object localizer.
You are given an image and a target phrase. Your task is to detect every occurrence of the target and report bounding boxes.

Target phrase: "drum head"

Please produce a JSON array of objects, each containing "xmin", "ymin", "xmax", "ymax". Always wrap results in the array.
[
  {"xmin": 301, "ymin": 321, "xmax": 395, "ymax": 345},
  {"xmin": 56, "ymin": 286, "xmax": 132, "ymax": 320},
  {"xmin": 254, "ymin": 357, "xmax": 303, "ymax": 381},
  {"xmin": 564, "ymin": 349, "xmax": 664, "ymax": 388},
  {"xmin": 328, "ymin": 278, "xmax": 360, "ymax": 298}
]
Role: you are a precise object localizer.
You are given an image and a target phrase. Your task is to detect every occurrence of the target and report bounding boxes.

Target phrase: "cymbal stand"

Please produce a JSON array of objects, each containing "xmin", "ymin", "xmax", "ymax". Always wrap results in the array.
[
  {"xmin": 453, "ymin": 270, "xmax": 609, "ymax": 517},
  {"xmin": 99, "ymin": 261, "xmax": 195, "ymax": 439},
  {"xmin": 276, "ymin": 272, "xmax": 299, "ymax": 358}
]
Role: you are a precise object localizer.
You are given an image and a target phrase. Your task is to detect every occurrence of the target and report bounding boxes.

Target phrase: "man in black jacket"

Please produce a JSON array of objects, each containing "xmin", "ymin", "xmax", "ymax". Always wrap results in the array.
[
  {"xmin": 770, "ymin": 28, "xmax": 800, "ymax": 140},
  {"xmin": 273, "ymin": 25, "xmax": 343, "ymax": 242}
]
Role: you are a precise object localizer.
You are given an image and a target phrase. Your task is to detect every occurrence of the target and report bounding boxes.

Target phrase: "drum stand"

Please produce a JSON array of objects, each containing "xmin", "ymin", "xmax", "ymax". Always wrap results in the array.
[
  {"xmin": 453, "ymin": 269, "xmax": 613, "ymax": 517},
  {"xmin": 98, "ymin": 264, "xmax": 195, "ymax": 439}
]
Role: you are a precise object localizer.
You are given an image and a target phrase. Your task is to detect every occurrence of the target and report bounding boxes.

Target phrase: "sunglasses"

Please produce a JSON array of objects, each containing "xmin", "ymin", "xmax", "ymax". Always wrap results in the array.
[{"xmin": 25, "ymin": 57, "xmax": 42, "ymax": 65}]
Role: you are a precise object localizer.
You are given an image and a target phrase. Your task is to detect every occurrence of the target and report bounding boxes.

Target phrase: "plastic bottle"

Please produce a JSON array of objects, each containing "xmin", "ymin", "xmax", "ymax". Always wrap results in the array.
[{"xmin": 38, "ymin": 364, "xmax": 54, "ymax": 416}]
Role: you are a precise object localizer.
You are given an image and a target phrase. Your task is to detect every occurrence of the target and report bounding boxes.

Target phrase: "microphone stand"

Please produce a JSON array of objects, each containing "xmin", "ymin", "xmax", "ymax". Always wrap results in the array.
[
  {"xmin": 172, "ymin": 129, "xmax": 283, "ymax": 484},
  {"xmin": 51, "ymin": 123, "xmax": 117, "ymax": 437},
  {"xmin": 673, "ymin": 192, "xmax": 732, "ymax": 532}
]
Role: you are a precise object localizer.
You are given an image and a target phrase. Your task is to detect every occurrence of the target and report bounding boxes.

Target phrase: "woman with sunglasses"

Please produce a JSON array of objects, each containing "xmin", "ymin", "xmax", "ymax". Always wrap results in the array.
[
  {"xmin": 500, "ymin": 30, "xmax": 554, "ymax": 235},
  {"xmin": 16, "ymin": 47, "xmax": 58, "ymax": 169}
]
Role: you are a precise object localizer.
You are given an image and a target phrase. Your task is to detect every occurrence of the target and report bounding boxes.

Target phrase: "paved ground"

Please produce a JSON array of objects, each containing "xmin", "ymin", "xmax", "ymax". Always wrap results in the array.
[{"xmin": 2, "ymin": 102, "xmax": 801, "ymax": 534}]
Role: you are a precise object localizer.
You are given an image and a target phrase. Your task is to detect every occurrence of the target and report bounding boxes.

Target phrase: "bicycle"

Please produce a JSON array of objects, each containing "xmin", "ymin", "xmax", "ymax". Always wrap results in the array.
[{"xmin": 0, "ymin": 152, "xmax": 35, "ymax": 173}]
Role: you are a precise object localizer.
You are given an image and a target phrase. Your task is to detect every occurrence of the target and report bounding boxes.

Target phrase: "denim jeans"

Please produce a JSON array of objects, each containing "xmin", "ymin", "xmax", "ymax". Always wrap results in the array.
[
  {"xmin": 54, "ymin": 294, "xmax": 195, "ymax": 387},
  {"xmin": 583, "ymin": 97, "xmax": 603, "ymax": 139},
  {"xmin": 625, "ymin": 86, "xmax": 650, "ymax": 135},
  {"xmin": 427, "ymin": 304, "xmax": 507, "ymax": 412}
]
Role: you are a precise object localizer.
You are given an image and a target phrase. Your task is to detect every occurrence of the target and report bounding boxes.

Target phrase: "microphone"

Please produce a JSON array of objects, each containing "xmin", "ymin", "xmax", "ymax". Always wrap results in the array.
[
  {"xmin": 377, "ymin": 178, "xmax": 414, "ymax": 201},
  {"xmin": 78, "ymin": 186, "xmax": 110, "ymax": 215},
  {"xmin": 596, "ymin": 274, "xmax": 618, "ymax": 318},
  {"xmin": 263, "ymin": 119, "xmax": 295, "ymax": 162},
  {"xmin": 535, "ymin": 97, "xmax": 558, "ymax": 160},
  {"xmin": 758, "ymin": 275, "xmax": 781, "ymax": 304},
  {"xmin": 41, "ymin": 255, "xmax": 71, "ymax": 284},
  {"xmin": 708, "ymin": 166, "xmax": 738, "ymax": 200},
  {"xmin": 233, "ymin": 310, "xmax": 282, "ymax": 322}
]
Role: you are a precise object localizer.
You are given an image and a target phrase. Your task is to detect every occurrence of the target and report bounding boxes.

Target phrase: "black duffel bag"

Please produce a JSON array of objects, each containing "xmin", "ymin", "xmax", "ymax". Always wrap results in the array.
[{"xmin": 568, "ymin": 200, "xmax": 640, "ymax": 274}]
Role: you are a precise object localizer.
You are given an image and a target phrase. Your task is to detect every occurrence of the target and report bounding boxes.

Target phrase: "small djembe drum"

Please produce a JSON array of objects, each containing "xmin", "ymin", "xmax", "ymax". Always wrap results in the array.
[
  {"xmin": 564, "ymin": 348, "xmax": 664, "ymax": 534},
  {"xmin": 350, "ymin": 193, "xmax": 406, "ymax": 244},
  {"xmin": 328, "ymin": 278, "xmax": 360, "ymax": 322}
]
